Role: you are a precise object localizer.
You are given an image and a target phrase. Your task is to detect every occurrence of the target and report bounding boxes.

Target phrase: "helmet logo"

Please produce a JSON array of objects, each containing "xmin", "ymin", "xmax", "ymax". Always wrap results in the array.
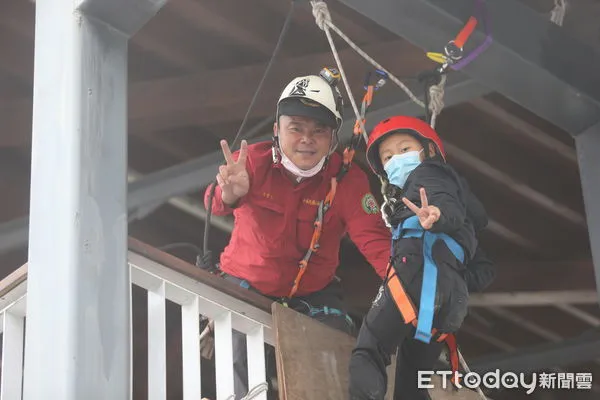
[{"xmin": 289, "ymin": 78, "xmax": 309, "ymax": 96}]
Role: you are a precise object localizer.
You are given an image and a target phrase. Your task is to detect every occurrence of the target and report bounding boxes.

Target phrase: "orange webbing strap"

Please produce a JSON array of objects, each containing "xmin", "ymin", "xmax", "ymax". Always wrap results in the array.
[
  {"xmin": 343, "ymin": 147, "xmax": 355, "ymax": 165},
  {"xmin": 288, "ymin": 79, "xmax": 376, "ymax": 299},
  {"xmin": 386, "ymin": 266, "xmax": 417, "ymax": 324},
  {"xmin": 385, "ymin": 267, "xmax": 460, "ymax": 383},
  {"xmin": 288, "ymin": 177, "xmax": 338, "ymax": 298},
  {"xmin": 324, "ymin": 178, "xmax": 338, "ymax": 205},
  {"xmin": 454, "ymin": 16, "xmax": 478, "ymax": 48},
  {"xmin": 353, "ymin": 119, "xmax": 365, "ymax": 135},
  {"xmin": 444, "ymin": 333, "xmax": 460, "ymax": 386},
  {"xmin": 353, "ymin": 85, "xmax": 374, "ymax": 136}
]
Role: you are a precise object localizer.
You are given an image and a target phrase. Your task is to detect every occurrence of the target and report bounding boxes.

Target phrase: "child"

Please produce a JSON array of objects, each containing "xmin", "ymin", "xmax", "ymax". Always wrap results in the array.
[{"xmin": 348, "ymin": 116, "xmax": 489, "ymax": 399}]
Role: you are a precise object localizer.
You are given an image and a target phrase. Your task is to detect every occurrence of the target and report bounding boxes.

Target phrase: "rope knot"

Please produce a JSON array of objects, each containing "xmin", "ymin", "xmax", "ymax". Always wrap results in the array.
[
  {"xmin": 550, "ymin": 0, "xmax": 567, "ymax": 26},
  {"xmin": 428, "ymin": 74, "xmax": 446, "ymax": 128},
  {"xmin": 311, "ymin": 0, "xmax": 332, "ymax": 31}
]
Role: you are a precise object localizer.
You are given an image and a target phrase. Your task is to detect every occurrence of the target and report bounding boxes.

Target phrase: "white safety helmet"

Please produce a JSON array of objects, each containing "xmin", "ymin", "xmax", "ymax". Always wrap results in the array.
[{"xmin": 276, "ymin": 68, "xmax": 344, "ymax": 134}]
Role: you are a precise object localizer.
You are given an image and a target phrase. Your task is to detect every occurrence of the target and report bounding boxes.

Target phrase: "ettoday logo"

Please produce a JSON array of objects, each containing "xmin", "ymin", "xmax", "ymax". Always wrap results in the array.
[{"xmin": 418, "ymin": 370, "xmax": 593, "ymax": 394}]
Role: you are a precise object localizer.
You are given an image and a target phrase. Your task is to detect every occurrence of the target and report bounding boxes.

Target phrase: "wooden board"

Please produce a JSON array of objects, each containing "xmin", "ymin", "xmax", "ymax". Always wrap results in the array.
[
  {"xmin": 272, "ymin": 303, "xmax": 395, "ymax": 400},
  {"xmin": 272, "ymin": 303, "xmax": 484, "ymax": 400}
]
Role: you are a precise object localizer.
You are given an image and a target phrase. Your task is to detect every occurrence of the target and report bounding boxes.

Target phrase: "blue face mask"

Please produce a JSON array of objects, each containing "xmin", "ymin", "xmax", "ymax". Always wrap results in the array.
[{"xmin": 383, "ymin": 150, "xmax": 423, "ymax": 188}]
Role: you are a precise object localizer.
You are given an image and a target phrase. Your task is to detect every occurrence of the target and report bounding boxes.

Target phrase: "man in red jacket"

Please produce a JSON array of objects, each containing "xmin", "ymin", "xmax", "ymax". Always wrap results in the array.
[{"xmin": 204, "ymin": 69, "xmax": 391, "ymax": 398}]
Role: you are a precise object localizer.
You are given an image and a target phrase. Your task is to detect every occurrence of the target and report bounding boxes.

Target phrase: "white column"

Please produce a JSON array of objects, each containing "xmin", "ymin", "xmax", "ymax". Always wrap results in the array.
[
  {"xmin": 575, "ymin": 122, "xmax": 600, "ymax": 305},
  {"xmin": 23, "ymin": 0, "xmax": 166, "ymax": 399}
]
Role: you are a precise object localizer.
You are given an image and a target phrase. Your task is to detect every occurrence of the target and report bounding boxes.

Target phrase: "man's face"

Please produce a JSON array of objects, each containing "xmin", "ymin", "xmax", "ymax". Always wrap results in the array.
[{"xmin": 275, "ymin": 115, "xmax": 334, "ymax": 170}]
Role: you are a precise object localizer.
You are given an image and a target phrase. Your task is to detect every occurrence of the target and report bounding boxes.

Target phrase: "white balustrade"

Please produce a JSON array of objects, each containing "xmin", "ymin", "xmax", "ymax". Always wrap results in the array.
[{"xmin": 0, "ymin": 251, "xmax": 273, "ymax": 400}]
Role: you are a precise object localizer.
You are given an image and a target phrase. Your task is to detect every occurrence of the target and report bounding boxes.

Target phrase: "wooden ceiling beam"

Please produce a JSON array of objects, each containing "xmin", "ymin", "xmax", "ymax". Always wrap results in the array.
[
  {"xmin": 2, "ymin": 0, "xmax": 204, "ymax": 74},
  {"xmin": 470, "ymin": 97, "xmax": 577, "ymax": 166},
  {"xmin": 485, "ymin": 219, "xmax": 543, "ymax": 254},
  {"xmin": 339, "ymin": 258, "xmax": 596, "ymax": 316},
  {"xmin": 261, "ymin": 0, "xmax": 385, "ymax": 44},
  {"xmin": 2, "ymin": 40, "xmax": 430, "ymax": 146},
  {"xmin": 132, "ymin": 12, "xmax": 205, "ymax": 72},
  {"xmin": 169, "ymin": 0, "xmax": 284, "ymax": 57},
  {"xmin": 126, "ymin": 40, "xmax": 429, "ymax": 121},
  {"xmin": 445, "ymin": 141, "xmax": 587, "ymax": 229}
]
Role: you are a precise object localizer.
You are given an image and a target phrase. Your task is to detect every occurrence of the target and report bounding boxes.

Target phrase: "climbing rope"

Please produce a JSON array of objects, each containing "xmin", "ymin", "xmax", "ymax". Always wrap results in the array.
[
  {"xmin": 310, "ymin": 0, "xmax": 450, "ymax": 129},
  {"xmin": 550, "ymin": 0, "xmax": 567, "ymax": 26},
  {"xmin": 311, "ymin": 1, "xmax": 425, "ymax": 108},
  {"xmin": 309, "ymin": 0, "xmax": 494, "ymax": 130},
  {"xmin": 310, "ymin": 1, "xmax": 368, "ymax": 142},
  {"xmin": 427, "ymin": 74, "xmax": 446, "ymax": 129},
  {"xmin": 457, "ymin": 347, "xmax": 488, "ymax": 400},
  {"xmin": 223, "ymin": 382, "xmax": 269, "ymax": 400}
]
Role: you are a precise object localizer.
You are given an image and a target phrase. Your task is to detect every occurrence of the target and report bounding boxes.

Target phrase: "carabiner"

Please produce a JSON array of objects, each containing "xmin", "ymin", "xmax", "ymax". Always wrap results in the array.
[{"xmin": 363, "ymin": 69, "xmax": 388, "ymax": 91}]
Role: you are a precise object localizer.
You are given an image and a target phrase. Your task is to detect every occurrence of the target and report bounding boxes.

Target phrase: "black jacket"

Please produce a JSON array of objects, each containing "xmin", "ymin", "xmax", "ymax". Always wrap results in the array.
[
  {"xmin": 458, "ymin": 175, "xmax": 496, "ymax": 292},
  {"xmin": 388, "ymin": 155, "xmax": 481, "ymax": 261},
  {"xmin": 464, "ymin": 246, "xmax": 495, "ymax": 292},
  {"xmin": 388, "ymin": 156, "xmax": 495, "ymax": 291},
  {"xmin": 385, "ymin": 156, "xmax": 495, "ymax": 332}
]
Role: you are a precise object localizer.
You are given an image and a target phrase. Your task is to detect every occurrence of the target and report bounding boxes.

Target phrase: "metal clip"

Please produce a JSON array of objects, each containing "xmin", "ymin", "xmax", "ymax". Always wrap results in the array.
[
  {"xmin": 444, "ymin": 40, "xmax": 464, "ymax": 62},
  {"xmin": 364, "ymin": 69, "xmax": 388, "ymax": 91}
]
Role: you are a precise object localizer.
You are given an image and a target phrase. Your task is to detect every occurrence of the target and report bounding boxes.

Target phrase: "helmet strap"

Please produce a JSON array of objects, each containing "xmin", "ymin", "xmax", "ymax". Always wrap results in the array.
[{"xmin": 272, "ymin": 135, "xmax": 281, "ymax": 164}]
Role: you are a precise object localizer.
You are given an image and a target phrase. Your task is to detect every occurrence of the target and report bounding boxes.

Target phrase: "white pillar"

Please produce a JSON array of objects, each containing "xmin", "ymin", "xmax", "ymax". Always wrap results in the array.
[
  {"xmin": 575, "ymin": 122, "xmax": 600, "ymax": 305},
  {"xmin": 23, "ymin": 0, "xmax": 166, "ymax": 399}
]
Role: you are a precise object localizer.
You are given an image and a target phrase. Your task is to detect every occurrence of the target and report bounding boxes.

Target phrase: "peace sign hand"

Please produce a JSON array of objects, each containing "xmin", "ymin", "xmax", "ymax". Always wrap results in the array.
[
  {"xmin": 217, "ymin": 140, "xmax": 250, "ymax": 205},
  {"xmin": 402, "ymin": 187, "xmax": 441, "ymax": 230}
]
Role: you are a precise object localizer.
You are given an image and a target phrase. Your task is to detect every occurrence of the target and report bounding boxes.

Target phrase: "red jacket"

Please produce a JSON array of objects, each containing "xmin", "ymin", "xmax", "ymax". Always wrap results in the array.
[{"xmin": 204, "ymin": 141, "xmax": 391, "ymax": 297}]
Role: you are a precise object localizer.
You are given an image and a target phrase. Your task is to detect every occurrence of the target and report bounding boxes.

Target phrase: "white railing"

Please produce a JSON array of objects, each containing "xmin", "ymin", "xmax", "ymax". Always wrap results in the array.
[
  {"xmin": 0, "ymin": 251, "xmax": 274, "ymax": 400},
  {"xmin": 0, "ymin": 272, "xmax": 27, "ymax": 400}
]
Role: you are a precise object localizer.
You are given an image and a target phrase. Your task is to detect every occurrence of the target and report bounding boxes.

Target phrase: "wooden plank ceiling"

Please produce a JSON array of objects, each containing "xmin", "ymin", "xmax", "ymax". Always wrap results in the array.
[{"xmin": 0, "ymin": 1, "xmax": 599, "ymax": 398}]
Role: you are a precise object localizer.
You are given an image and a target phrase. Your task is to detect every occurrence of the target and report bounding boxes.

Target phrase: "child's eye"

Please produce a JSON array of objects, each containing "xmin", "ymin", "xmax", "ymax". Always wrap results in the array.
[{"xmin": 401, "ymin": 147, "xmax": 410, "ymax": 153}]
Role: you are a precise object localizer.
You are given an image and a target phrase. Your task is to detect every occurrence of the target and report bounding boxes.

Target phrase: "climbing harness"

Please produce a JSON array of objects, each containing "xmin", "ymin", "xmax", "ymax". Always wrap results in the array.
[
  {"xmin": 384, "ymin": 263, "xmax": 461, "ymax": 385},
  {"xmin": 286, "ymin": 0, "xmax": 491, "ymax": 300},
  {"xmin": 393, "ymin": 215, "xmax": 465, "ymax": 344},
  {"xmin": 385, "ymin": 215, "xmax": 465, "ymax": 385},
  {"xmin": 384, "ymin": 215, "xmax": 465, "ymax": 386},
  {"xmin": 285, "ymin": 67, "xmax": 387, "ymax": 301},
  {"xmin": 296, "ymin": 299, "xmax": 355, "ymax": 330}
]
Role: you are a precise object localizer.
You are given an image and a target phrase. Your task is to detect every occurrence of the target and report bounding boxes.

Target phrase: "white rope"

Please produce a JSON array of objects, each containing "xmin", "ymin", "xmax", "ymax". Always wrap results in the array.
[
  {"xmin": 241, "ymin": 382, "xmax": 269, "ymax": 400},
  {"xmin": 310, "ymin": 0, "xmax": 447, "ymax": 130},
  {"xmin": 428, "ymin": 74, "xmax": 446, "ymax": 129},
  {"xmin": 310, "ymin": 1, "xmax": 425, "ymax": 108},
  {"xmin": 550, "ymin": 0, "xmax": 567, "ymax": 26},
  {"xmin": 224, "ymin": 382, "xmax": 269, "ymax": 400},
  {"xmin": 310, "ymin": 1, "xmax": 368, "ymax": 143},
  {"xmin": 457, "ymin": 348, "xmax": 488, "ymax": 400}
]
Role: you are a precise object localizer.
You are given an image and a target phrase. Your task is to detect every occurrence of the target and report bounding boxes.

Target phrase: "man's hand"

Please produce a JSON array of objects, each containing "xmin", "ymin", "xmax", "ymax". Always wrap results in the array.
[
  {"xmin": 402, "ymin": 187, "xmax": 441, "ymax": 230},
  {"xmin": 217, "ymin": 139, "xmax": 250, "ymax": 205}
]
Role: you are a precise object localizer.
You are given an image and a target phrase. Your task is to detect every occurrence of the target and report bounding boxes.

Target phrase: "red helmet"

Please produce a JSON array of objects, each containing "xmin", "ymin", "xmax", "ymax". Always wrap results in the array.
[{"xmin": 365, "ymin": 115, "xmax": 446, "ymax": 176}]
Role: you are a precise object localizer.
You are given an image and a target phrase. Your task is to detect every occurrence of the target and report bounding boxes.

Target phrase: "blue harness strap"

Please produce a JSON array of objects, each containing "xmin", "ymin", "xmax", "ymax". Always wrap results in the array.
[
  {"xmin": 305, "ymin": 304, "xmax": 355, "ymax": 329},
  {"xmin": 392, "ymin": 215, "xmax": 465, "ymax": 344}
]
